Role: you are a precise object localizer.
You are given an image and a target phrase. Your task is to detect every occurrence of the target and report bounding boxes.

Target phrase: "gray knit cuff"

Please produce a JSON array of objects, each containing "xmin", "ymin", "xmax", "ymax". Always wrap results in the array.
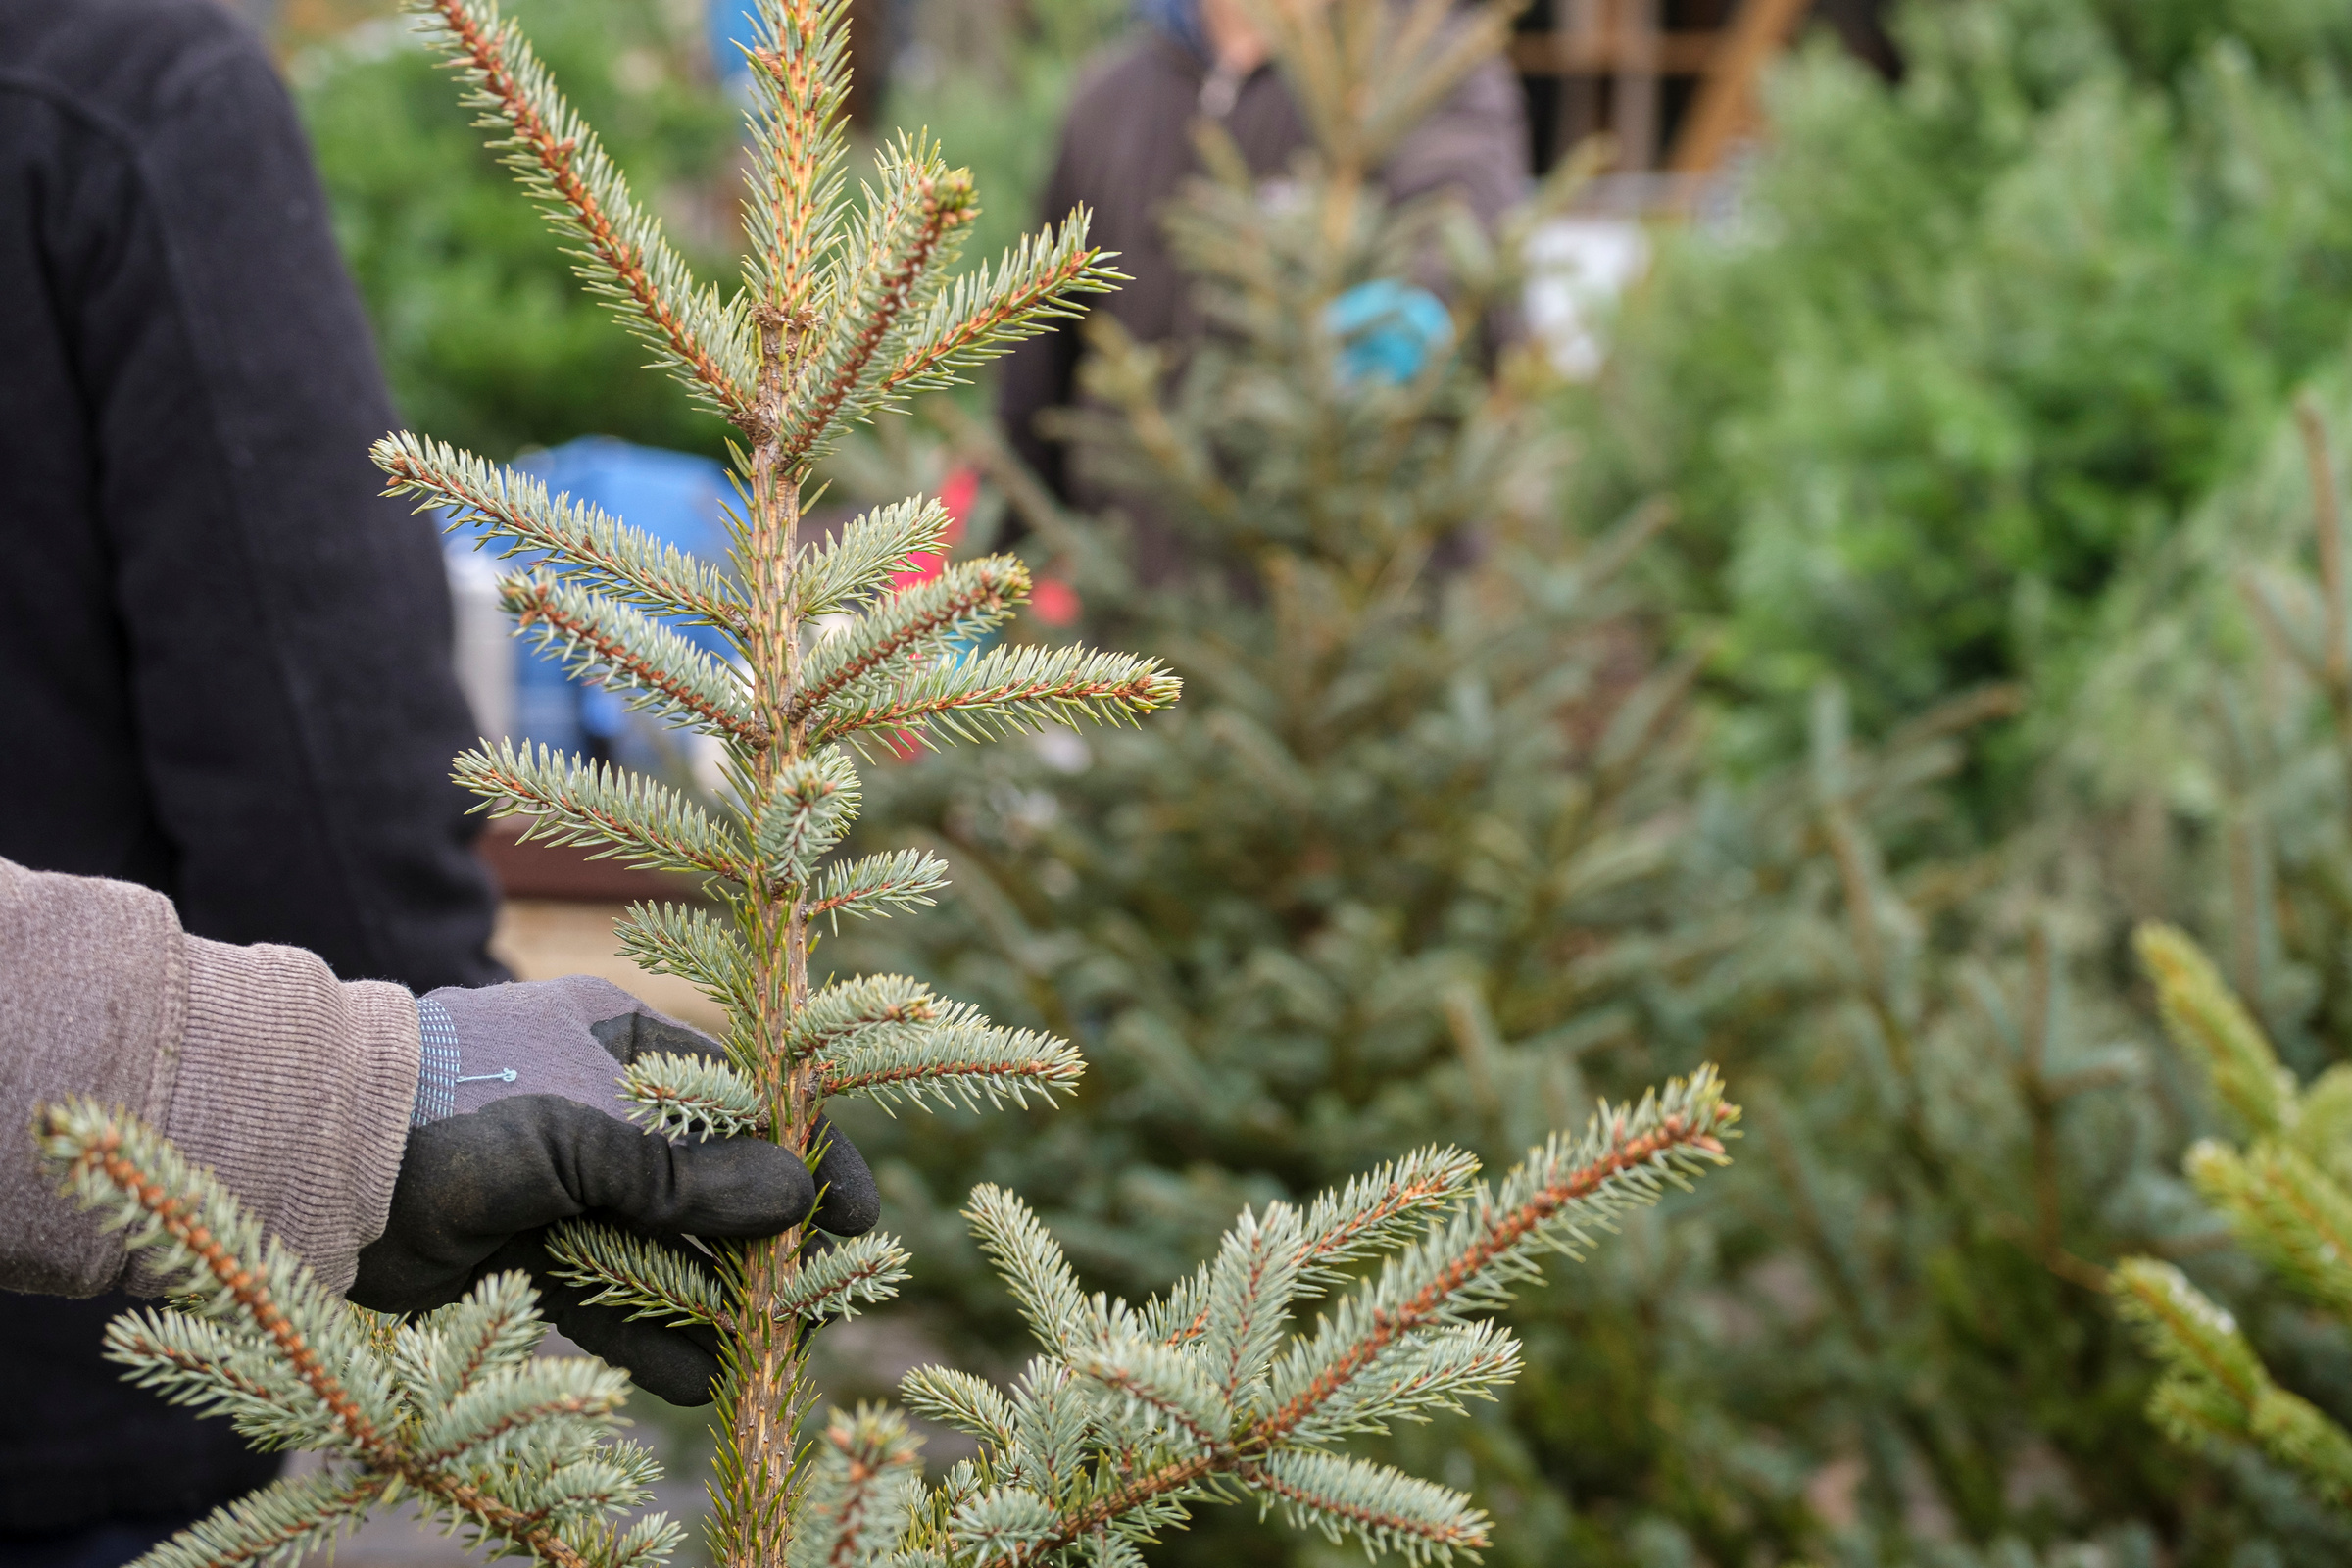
[
  {"xmin": 159, "ymin": 940, "xmax": 421, "ymax": 1296},
  {"xmin": 0, "ymin": 858, "xmax": 190, "ymax": 1298}
]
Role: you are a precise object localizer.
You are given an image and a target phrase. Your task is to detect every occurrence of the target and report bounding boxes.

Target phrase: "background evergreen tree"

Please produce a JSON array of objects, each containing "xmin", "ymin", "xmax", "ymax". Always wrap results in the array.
[
  {"xmin": 844, "ymin": 0, "xmax": 1699, "ymax": 1255},
  {"xmin": 1565, "ymin": 0, "xmax": 2352, "ymax": 773},
  {"xmin": 833, "ymin": 7, "xmax": 2352, "ymax": 1563}
]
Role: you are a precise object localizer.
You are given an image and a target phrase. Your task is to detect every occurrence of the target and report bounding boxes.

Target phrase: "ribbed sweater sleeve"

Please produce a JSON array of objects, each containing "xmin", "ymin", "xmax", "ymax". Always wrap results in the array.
[
  {"xmin": 0, "ymin": 858, "xmax": 185, "ymax": 1295},
  {"xmin": 162, "ymin": 941, "xmax": 418, "ymax": 1294},
  {"xmin": 0, "ymin": 856, "xmax": 419, "ymax": 1296}
]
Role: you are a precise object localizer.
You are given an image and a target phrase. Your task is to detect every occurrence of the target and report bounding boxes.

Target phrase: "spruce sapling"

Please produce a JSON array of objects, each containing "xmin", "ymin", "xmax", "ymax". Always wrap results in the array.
[{"xmin": 369, "ymin": 0, "xmax": 1160, "ymax": 1559}]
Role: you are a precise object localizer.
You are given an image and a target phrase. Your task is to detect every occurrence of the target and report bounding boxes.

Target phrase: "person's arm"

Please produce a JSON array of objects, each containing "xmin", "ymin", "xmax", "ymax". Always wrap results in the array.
[
  {"xmin": 54, "ymin": 1, "xmax": 501, "ymax": 989},
  {"xmin": 0, "ymin": 856, "xmax": 417, "ymax": 1298},
  {"xmin": 0, "ymin": 853, "xmax": 873, "ymax": 1405}
]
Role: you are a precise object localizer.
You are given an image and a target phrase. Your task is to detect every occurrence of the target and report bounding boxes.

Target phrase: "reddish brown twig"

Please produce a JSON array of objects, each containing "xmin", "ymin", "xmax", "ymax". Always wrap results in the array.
[
  {"xmin": 462, "ymin": 755, "xmax": 749, "ymax": 879},
  {"xmin": 818, "ymin": 1427, "xmax": 885, "ymax": 1568},
  {"xmin": 974, "ymin": 1105, "xmax": 1731, "ymax": 1566},
  {"xmin": 810, "ymin": 668, "xmax": 1181, "ymax": 747},
  {"xmin": 1234, "ymin": 1460, "xmax": 1491, "ymax": 1553},
  {"xmin": 1166, "ymin": 1166, "xmax": 1471, "ymax": 1347},
  {"xmin": 819, "ymin": 1055, "xmax": 1084, "ymax": 1100},
  {"xmin": 377, "ymin": 444, "xmax": 747, "ymax": 631},
  {"xmin": 879, "ymin": 247, "xmax": 1103, "ymax": 393},
  {"xmin": 744, "ymin": 8, "xmax": 845, "ymax": 322},
  {"xmin": 786, "ymin": 562, "xmax": 1020, "ymax": 727},
  {"xmin": 776, "ymin": 175, "xmax": 976, "ymax": 474},
  {"xmin": 508, "ymin": 578, "xmax": 771, "ymax": 749},
  {"xmin": 1251, "ymin": 1112, "xmax": 1725, "ymax": 1446}
]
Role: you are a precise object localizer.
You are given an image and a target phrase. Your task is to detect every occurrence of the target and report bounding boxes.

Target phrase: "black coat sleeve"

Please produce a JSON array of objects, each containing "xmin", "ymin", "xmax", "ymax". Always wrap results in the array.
[{"xmin": 1, "ymin": 0, "xmax": 504, "ymax": 990}]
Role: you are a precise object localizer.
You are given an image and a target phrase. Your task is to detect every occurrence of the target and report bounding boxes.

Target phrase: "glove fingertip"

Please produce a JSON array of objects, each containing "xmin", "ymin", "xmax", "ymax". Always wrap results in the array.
[
  {"xmin": 810, "ymin": 1118, "xmax": 880, "ymax": 1236},
  {"xmin": 672, "ymin": 1138, "xmax": 818, "ymax": 1236}
]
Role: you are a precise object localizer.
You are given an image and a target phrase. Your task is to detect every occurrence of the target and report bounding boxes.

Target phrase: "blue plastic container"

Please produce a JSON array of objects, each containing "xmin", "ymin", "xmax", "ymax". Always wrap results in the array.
[{"xmin": 443, "ymin": 437, "xmax": 737, "ymax": 775}]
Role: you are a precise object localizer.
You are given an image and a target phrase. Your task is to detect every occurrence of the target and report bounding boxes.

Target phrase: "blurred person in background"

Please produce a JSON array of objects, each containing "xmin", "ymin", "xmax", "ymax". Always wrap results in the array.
[
  {"xmin": 0, "ymin": 0, "xmax": 508, "ymax": 1561},
  {"xmin": 996, "ymin": 0, "xmax": 1529, "ymax": 576}
]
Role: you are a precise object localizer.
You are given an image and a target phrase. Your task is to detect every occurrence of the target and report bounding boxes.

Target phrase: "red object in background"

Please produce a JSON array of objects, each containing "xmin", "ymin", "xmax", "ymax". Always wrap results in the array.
[
  {"xmin": 891, "ymin": 466, "xmax": 978, "ymax": 592},
  {"xmin": 939, "ymin": 465, "xmax": 980, "ymax": 529},
  {"xmin": 890, "ymin": 464, "xmax": 1083, "ymax": 625},
  {"xmin": 1031, "ymin": 575, "xmax": 1080, "ymax": 625}
]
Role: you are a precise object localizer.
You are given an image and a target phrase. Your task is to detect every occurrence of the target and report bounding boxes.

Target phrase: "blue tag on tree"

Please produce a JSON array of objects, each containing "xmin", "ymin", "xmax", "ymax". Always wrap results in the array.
[{"xmin": 1324, "ymin": 278, "xmax": 1455, "ymax": 386}]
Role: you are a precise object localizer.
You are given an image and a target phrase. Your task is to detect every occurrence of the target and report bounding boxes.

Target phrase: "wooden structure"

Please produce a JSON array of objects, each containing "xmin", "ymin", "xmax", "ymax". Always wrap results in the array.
[{"xmin": 1513, "ymin": 0, "xmax": 1887, "ymax": 203}]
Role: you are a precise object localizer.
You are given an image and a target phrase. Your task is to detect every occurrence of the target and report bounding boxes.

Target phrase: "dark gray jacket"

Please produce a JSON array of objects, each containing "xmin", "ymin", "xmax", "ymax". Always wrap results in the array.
[
  {"xmin": 996, "ymin": 28, "xmax": 1529, "ymax": 508},
  {"xmin": 0, "ymin": 0, "xmax": 503, "ymax": 1535}
]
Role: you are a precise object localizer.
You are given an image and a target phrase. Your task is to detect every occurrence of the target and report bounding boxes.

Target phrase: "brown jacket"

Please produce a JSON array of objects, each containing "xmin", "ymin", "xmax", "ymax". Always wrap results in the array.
[
  {"xmin": 0, "ymin": 855, "xmax": 418, "ymax": 1297},
  {"xmin": 996, "ymin": 28, "xmax": 1529, "ymax": 512}
]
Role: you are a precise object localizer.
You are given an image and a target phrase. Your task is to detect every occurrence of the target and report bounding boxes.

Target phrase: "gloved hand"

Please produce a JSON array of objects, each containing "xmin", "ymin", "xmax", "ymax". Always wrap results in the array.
[{"xmin": 350, "ymin": 976, "xmax": 876, "ymax": 1405}]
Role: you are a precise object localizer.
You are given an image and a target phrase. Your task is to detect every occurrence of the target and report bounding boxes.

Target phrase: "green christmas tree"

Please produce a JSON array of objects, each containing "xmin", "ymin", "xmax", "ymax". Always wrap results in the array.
[
  {"xmin": 825, "ymin": 1, "xmax": 1789, "ymax": 1558},
  {"xmin": 31, "ymin": 1, "xmax": 1742, "ymax": 1564},
  {"xmin": 832, "ymin": 5, "xmax": 2352, "ymax": 1561},
  {"xmin": 1564, "ymin": 0, "xmax": 2352, "ymax": 766},
  {"xmin": 843, "ymin": 0, "xmax": 1703, "ymax": 1291},
  {"xmin": 2076, "ymin": 386, "xmax": 2352, "ymax": 1541}
]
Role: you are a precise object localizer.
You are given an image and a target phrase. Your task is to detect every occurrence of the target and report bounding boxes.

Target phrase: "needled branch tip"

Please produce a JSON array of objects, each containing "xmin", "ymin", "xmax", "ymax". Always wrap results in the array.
[
  {"xmin": 416, "ymin": 0, "xmax": 757, "ymax": 426},
  {"xmin": 504, "ymin": 573, "xmax": 772, "ymax": 749}
]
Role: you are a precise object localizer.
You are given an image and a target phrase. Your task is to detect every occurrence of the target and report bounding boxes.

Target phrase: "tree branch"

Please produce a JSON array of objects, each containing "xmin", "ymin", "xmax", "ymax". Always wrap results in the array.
[
  {"xmin": 421, "ymin": 0, "xmax": 757, "ymax": 430},
  {"xmin": 777, "ymin": 170, "xmax": 976, "ymax": 473},
  {"xmin": 507, "ymin": 575, "xmax": 770, "ymax": 748},
  {"xmin": 51, "ymin": 1120, "xmax": 597, "ymax": 1568}
]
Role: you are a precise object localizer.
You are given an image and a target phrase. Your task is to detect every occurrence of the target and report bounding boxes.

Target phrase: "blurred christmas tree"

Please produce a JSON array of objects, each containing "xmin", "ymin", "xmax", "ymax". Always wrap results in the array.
[
  {"xmin": 1568, "ymin": 0, "xmax": 2352, "ymax": 777},
  {"xmin": 829, "ymin": 4, "xmax": 2352, "ymax": 1562}
]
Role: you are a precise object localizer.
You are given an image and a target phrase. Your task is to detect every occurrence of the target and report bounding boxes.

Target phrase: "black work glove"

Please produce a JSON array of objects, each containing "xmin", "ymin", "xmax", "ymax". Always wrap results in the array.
[{"xmin": 350, "ymin": 977, "xmax": 877, "ymax": 1405}]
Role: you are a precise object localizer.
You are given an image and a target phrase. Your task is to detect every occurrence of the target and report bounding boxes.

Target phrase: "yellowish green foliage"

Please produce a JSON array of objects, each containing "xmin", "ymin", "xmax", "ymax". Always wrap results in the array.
[{"xmin": 2116, "ymin": 924, "xmax": 2352, "ymax": 1502}]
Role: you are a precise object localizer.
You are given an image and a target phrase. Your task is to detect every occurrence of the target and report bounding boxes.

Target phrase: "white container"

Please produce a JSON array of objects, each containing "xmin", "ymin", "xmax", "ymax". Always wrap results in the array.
[
  {"xmin": 1524, "ymin": 217, "xmax": 1651, "ymax": 381},
  {"xmin": 445, "ymin": 548, "xmax": 514, "ymax": 744}
]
